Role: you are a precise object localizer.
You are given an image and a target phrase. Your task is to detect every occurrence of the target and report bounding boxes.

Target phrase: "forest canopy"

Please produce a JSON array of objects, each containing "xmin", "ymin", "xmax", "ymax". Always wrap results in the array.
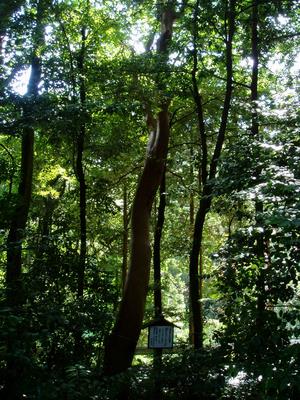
[{"xmin": 0, "ymin": 0, "xmax": 299, "ymax": 399}]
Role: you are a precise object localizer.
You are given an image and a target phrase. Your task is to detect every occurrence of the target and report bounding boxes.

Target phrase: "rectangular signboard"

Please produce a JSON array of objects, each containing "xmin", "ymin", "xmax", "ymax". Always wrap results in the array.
[{"xmin": 148, "ymin": 325, "xmax": 174, "ymax": 349}]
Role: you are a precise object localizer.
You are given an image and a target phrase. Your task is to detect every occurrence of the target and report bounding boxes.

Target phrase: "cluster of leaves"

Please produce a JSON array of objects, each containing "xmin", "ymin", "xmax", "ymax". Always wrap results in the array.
[{"xmin": 213, "ymin": 115, "xmax": 300, "ymax": 395}]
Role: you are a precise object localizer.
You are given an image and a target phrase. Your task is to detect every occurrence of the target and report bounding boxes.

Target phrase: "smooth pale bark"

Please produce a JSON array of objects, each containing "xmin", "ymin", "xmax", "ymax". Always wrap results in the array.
[{"xmin": 189, "ymin": 0, "xmax": 235, "ymax": 349}]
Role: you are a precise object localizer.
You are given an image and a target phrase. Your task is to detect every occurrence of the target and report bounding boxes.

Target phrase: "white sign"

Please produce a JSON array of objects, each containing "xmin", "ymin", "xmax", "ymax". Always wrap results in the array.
[{"xmin": 148, "ymin": 325, "xmax": 173, "ymax": 349}]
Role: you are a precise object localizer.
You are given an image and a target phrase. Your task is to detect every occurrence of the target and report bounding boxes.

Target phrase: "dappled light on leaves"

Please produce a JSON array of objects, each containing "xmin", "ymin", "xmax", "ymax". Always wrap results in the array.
[{"xmin": 0, "ymin": 0, "xmax": 299, "ymax": 399}]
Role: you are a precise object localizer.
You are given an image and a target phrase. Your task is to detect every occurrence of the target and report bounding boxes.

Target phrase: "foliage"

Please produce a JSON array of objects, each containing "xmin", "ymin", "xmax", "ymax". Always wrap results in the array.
[{"xmin": 0, "ymin": 0, "xmax": 299, "ymax": 398}]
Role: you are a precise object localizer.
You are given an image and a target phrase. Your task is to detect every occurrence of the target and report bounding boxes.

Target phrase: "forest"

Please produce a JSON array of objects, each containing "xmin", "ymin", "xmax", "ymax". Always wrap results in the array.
[{"xmin": 0, "ymin": 0, "xmax": 299, "ymax": 399}]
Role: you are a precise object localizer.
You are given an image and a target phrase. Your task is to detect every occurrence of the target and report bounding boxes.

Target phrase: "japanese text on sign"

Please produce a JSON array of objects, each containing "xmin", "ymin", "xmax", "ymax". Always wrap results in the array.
[{"xmin": 148, "ymin": 325, "xmax": 173, "ymax": 348}]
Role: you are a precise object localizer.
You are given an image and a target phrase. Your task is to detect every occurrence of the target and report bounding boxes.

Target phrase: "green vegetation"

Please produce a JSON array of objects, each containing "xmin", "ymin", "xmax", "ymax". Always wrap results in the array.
[{"xmin": 0, "ymin": 0, "xmax": 299, "ymax": 398}]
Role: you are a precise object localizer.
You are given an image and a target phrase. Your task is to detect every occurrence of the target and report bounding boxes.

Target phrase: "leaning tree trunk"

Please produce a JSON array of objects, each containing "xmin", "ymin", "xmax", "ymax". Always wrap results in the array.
[
  {"xmin": 189, "ymin": 0, "xmax": 235, "ymax": 349},
  {"xmin": 103, "ymin": 106, "xmax": 170, "ymax": 375},
  {"xmin": 103, "ymin": 3, "xmax": 176, "ymax": 376}
]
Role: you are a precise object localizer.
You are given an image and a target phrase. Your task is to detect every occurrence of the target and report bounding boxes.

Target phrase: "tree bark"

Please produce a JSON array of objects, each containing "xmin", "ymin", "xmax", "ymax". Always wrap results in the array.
[
  {"xmin": 103, "ymin": 106, "xmax": 170, "ymax": 375},
  {"xmin": 189, "ymin": 0, "xmax": 235, "ymax": 349}
]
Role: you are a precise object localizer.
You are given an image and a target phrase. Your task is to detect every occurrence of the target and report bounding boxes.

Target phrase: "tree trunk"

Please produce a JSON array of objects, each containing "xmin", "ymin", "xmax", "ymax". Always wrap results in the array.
[
  {"xmin": 6, "ymin": 55, "xmax": 41, "ymax": 300},
  {"xmin": 189, "ymin": 0, "xmax": 235, "ymax": 349},
  {"xmin": 153, "ymin": 168, "xmax": 166, "ymax": 318},
  {"xmin": 189, "ymin": 140, "xmax": 195, "ymax": 343},
  {"xmin": 4, "ymin": 44, "xmax": 42, "ymax": 400},
  {"xmin": 74, "ymin": 26, "xmax": 88, "ymax": 360},
  {"xmin": 103, "ymin": 106, "xmax": 170, "ymax": 375},
  {"xmin": 76, "ymin": 26, "xmax": 87, "ymax": 299},
  {"xmin": 189, "ymin": 192, "xmax": 210, "ymax": 348},
  {"xmin": 152, "ymin": 168, "xmax": 166, "ymax": 400},
  {"xmin": 250, "ymin": 1, "xmax": 266, "ymax": 331},
  {"xmin": 189, "ymin": 0, "xmax": 206, "ymax": 348},
  {"xmin": 6, "ymin": 120, "xmax": 35, "ymax": 307},
  {"xmin": 103, "ymin": 3, "xmax": 176, "ymax": 376},
  {"xmin": 122, "ymin": 184, "xmax": 129, "ymax": 293},
  {"xmin": 76, "ymin": 128, "xmax": 87, "ymax": 298}
]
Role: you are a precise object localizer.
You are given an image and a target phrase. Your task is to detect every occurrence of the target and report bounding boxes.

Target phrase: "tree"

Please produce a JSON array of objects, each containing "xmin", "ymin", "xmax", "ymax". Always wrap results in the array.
[
  {"xmin": 189, "ymin": 0, "xmax": 236, "ymax": 349},
  {"xmin": 215, "ymin": 1, "xmax": 300, "ymax": 396},
  {"xmin": 4, "ymin": 2, "xmax": 44, "ymax": 398},
  {"xmin": 103, "ymin": 1, "xmax": 178, "ymax": 376}
]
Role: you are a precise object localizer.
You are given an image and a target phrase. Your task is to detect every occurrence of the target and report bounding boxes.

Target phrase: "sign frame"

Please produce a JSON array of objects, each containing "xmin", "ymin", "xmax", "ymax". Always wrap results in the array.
[
  {"xmin": 148, "ymin": 324, "xmax": 174, "ymax": 349},
  {"xmin": 143, "ymin": 315, "xmax": 179, "ymax": 350}
]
